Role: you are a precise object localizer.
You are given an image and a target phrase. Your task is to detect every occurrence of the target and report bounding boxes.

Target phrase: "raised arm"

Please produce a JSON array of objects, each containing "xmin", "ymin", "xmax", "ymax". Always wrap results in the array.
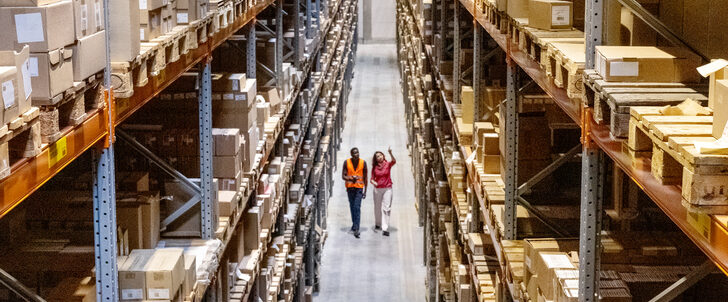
[{"xmin": 388, "ymin": 147, "xmax": 396, "ymax": 165}]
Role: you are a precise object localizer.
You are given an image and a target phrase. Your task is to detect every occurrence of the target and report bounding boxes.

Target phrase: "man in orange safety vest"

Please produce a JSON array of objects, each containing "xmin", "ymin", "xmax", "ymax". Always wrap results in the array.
[{"xmin": 342, "ymin": 147, "xmax": 368, "ymax": 238}]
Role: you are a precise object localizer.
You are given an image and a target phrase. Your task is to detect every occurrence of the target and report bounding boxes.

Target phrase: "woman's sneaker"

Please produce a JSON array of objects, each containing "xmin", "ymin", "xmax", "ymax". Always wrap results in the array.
[{"xmin": 382, "ymin": 231, "xmax": 390, "ymax": 236}]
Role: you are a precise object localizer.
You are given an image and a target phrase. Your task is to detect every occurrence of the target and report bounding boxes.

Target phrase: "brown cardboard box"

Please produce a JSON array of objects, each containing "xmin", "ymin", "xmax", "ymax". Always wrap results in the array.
[
  {"xmin": 213, "ymin": 152, "xmax": 241, "ymax": 178},
  {"xmin": 507, "ymin": 0, "xmax": 529, "ymax": 19},
  {"xmin": 182, "ymin": 254, "xmax": 196, "ymax": 297},
  {"xmin": 72, "ymin": 0, "xmax": 99, "ymax": 40},
  {"xmin": 0, "ymin": 46, "xmax": 32, "ymax": 116},
  {"xmin": 117, "ymin": 192, "xmax": 160, "ymax": 249},
  {"xmin": 212, "ymin": 73, "xmax": 246, "ymax": 92},
  {"xmin": 243, "ymin": 206, "xmax": 261, "ymax": 254},
  {"xmin": 119, "ymin": 249, "xmax": 154, "ymax": 300},
  {"xmin": 0, "ymin": 0, "xmax": 59, "ymax": 6},
  {"xmin": 29, "ymin": 47, "xmax": 74, "ymax": 101},
  {"xmin": 140, "ymin": 8, "xmax": 163, "ymax": 41},
  {"xmin": 71, "ymin": 29, "xmax": 106, "ymax": 81},
  {"xmin": 712, "ymin": 80, "xmax": 728, "ymax": 139},
  {"xmin": 460, "ymin": 86, "xmax": 474, "ymax": 124},
  {"xmin": 212, "ymin": 128, "xmax": 240, "ymax": 156},
  {"xmin": 534, "ymin": 252, "xmax": 575, "ymax": 300},
  {"xmin": 109, "ymin": 0, "xmax": 140, "ymax": 61},
  {"xmin": 0, "ymin": 1, "xmax": 75, "ymax": 53},
  {"xmin": 141, "ymin": 0, "xmax": 167, "ymax": 10},
  {"xmin": 595, "ymin": 46, "xmax": 701, "ymax": 83},
  {"xmin": 528, "ymin": 0, "xmax": 572, "ymax": 30},
  {"xmin": 697, "ymin": 59, "xmax": 728, "ymax": 109},
  {"xmin": 495, "ymin": 0, "xmax": 506, "ymax": 11},
  {"xmin": 218, "ymin": 190, "xmax": 237, "ymax": 217},
  {"xmin": 262, "ymin": 87, "xmax": 281, "ymax": 113},
  {"xmin": 0, "ymin": 67, "xmax": 18, "ymax": 125},
  {"xmin": 145, "ymin": 248, "xmax": 185, "ymax": 300},
  {"xmin": 117, "ymin": 204, "xmax": 144, "ymax": 250},
  {"xmin": 256, "ymin": 102, "xmax": 270, "ymax": 127}
]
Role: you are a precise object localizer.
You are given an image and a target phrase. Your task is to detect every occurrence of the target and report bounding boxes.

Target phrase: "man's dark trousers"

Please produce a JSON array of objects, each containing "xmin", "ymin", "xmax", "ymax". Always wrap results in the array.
[{"xmin": 347, "ymin": 187, "xmax": 363, "ymax": 231}]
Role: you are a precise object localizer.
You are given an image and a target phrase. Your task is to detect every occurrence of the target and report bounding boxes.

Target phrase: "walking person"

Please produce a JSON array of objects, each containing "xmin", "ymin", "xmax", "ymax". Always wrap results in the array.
[
  {"xmin": 371, "ymin": 147, "xmax": 396, "ymax": 236},
  {"xmin": 342, "ymin": 147, "xmax": 367, "ymax": 238}
]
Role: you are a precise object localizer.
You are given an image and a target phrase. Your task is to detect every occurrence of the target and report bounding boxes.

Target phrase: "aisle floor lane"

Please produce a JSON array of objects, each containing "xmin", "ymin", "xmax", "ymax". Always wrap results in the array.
[{"xmin": 316, "ymin": 43, "xmax": 426, "ymax": 302}]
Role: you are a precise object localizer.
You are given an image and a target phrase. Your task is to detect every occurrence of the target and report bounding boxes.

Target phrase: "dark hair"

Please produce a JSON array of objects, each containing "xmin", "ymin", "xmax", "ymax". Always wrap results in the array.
[
  {"xmin": 372, "ymin": 151, "xmax": 385, "ymax": 166},
  {"xmin": 350, "ymin": 147, "xmax": 358, "ymax": 154}
]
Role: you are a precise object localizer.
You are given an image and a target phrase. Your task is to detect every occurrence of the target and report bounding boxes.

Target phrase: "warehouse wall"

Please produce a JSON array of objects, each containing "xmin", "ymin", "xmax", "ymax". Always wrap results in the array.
[{"xmin": 359, "ymin": 0, "xmax": 395, "ymax": 42}]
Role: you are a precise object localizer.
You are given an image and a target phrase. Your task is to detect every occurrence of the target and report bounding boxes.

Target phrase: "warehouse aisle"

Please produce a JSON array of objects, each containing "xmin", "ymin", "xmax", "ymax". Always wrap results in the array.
[{"xmin": 316, "ymin": 43, "xmax": 427, "ymax": 301}]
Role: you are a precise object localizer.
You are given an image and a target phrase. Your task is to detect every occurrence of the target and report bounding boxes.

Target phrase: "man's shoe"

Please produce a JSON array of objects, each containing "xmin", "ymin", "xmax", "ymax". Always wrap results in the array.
[
  {"xmin": 382, "ymin": 231, "xmax": 390, "ymax": 236},
  {"xmin": 354, "ymin": 231, "xmax": 361, "ymax": 238}
]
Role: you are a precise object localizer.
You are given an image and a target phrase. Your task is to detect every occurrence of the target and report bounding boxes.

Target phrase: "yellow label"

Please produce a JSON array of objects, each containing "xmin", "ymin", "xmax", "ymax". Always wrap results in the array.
[
  {"xmin": 48, "ymin": 136, "xmax": 68, "ymax": 168},
  {"xmin": 687, "ymin": 211, "xmax": 711, "ymax": 240}
]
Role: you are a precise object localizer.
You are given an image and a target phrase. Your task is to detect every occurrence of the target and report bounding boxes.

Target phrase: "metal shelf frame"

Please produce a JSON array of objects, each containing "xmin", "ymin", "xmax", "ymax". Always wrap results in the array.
[
  {"xmin": 400, "ymin": 0, "xmax": 728, "ymax": 300},
  {"xmin": 0, "ymin": 0, "xmax": 352, "ymax": 299}
]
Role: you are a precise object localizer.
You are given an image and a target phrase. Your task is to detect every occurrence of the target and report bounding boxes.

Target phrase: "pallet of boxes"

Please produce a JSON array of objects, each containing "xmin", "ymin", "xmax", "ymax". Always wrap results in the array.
[
  {"xmin": 0, "ymin": 0, "xmax": 110, "ymax": 177},
  {"xmin": 110, "ymin": 0, "xmax": 210, "ymax": 98},
  {"xmin": 118, "ymin": 248, "xmax": 198, "ymax": 301}
]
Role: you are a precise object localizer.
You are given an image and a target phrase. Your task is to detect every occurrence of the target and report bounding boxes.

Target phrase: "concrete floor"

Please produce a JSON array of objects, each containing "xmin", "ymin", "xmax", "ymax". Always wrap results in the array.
[{"xmin": 316, "ymin": 43, "xmax": 427, "ymax": 301}]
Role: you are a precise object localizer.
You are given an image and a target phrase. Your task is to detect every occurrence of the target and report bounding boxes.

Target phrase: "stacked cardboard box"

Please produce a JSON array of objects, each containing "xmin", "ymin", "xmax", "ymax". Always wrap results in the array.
[
  {"xmin": 0, "ymin": 46, "xmax": 32, "ymax": 126},
  {"xmin": 118, "ymin": 248, "xmax": 196, "ymax": 301},
  {"xmin": 213, "ymin": 128, "xmax": 243, "ymax": 189},
  {"xmin": 0, "ymin": 0, "xmax": 78, "ymax": 102},
  {"xmin": 212, "ymin": 75, "xmax": 258, "ymax": 173}
]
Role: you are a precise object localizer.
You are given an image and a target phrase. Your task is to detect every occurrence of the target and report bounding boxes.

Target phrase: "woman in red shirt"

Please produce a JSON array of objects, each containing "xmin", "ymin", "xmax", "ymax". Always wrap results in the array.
[{"xmin": 370, "ymin": 147, "xmax": 396, "ymax": 236}]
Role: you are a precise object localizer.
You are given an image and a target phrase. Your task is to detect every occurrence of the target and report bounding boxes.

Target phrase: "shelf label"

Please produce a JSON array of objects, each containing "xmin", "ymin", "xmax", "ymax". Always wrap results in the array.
[
  {"xmin": 48, "ymin": 136, "xmax": 68, "ymax": 168},
  {"xmin": 687, "ymin": 211, "xmax": 711, "ymax": 240}
]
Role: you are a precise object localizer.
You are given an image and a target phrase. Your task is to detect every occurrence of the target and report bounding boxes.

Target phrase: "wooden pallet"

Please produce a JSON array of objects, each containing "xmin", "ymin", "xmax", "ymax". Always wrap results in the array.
[
  {"xmin": 627, "ymin": 106, "xmax": 728, "ymax": 212},
  {"xmin": 583, "ymin": 70, "xmax": 709, "ymax": 139},
  {"xmin": 39, "ymin": 72, "xmax": 105, "ymax": 143},
  {"xmin": 0, "ymin": 107, "xmax": 41, "ymax": 179},
  {"xmin": 544, "ymin": 42, "xmax": 585, "ymax": 101},
  {"xmin": 509, "ymin": 17, "xmax": 584, "ymax": 63}
]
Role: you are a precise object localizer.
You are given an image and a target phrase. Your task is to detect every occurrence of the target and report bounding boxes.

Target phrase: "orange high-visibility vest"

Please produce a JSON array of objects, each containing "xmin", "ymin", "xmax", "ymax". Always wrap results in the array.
[{"xmin": 345, "ymin": 158, "xmax": 365, "ymax": 188}]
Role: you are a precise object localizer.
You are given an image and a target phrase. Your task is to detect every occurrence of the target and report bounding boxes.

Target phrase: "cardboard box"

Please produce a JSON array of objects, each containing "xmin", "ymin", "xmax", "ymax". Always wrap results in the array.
[
  {"xmin": 256, "ymin": 102, "xmax": 270, "ymax": 126},
  {"xmin": 109, "ymin": 0, "xmax": 140, "ymax": 61},
  {"xmin": 218, "ymin": 190, "xmax": 237, "ymax": 217},
  {"xmin": 140, "ymin": 0, "xmax": 167, "ymax": 10},
  {"xmin": 117, "ymin": 204, "xmax": 144, "ymax": 250},
  {"xmin": 528, "ymin": 0, "xmax": 572, "ymax": 30},
  {"xmin": 712, "ymin": 80, "xmax": 728, "ymax": 139},
  {"xmin": 0, "ymin": 0, "xmax": 58, "ymax": 6},
  {"xmin": 595, "ymin": 46, "xmax": 701, "ymax": 83},
  {"xmin": 71, "ymin": 29, "xmax": 105, "ymax": 81},
  {"xmin": 0, "ymin": 46, "xmax": 32, "ymax": 117},
  {"xmin": 145, "ymin": 248, "xmax": 185, "ymax": 300},
  {"xmin": 117, "ymin": 192, "xmax": 161, "ymax": 249},
  {"xmin": 29, "ymin": 47, "xmax": 74, "ymax": 101},
  {"xmin": 0, "ymin": 1, "xmax": 75, "ymax": 53},
  {"xmin": 119, "ymin": 249, "xmax": 155, "ymax": 300},
  {"xmin": 262, "ymin": 87, "xmax": 281, "ymax": 112},
  {"xmin": 534, "ymin": 252, "xmax": 575, "ymax": 300},
  {"xmin": 0, "ymin": 67, "xmax": 18, "ymax": 125},
  {"xmin": 697, "ymin": 59, "xmax": 728, "ymax": 109},
  {"xmin": 243, "ymin": 206, "xmax": 261, "ymax": 253},
  {"xmin": 460, "ymin": 86, "xmax": 474, "ymax": 124},
  {"xmin": 140, "ymin": 8, "xmax": 163, "ymax": 41},
  {"xmin": 212, "ymin": 73, "xmax": 246, "ymax": 92},
  {"xmin": 507, "ymin": 0, "xmax": 529, "ymax": 19},
  {"xmin": 212, "ymin": 128, "xmax": 240, "ymax": 156},
  {"xmin": 182, "ymin": 254, "xmax": 196, "ymax": 297},
  {"xmin": 213, "ymin": 152, "xmax": 241, "ymax": 178},
  {"xmin": 72, "ymin": 0, "xmax": 100, "ymax": 39}
]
